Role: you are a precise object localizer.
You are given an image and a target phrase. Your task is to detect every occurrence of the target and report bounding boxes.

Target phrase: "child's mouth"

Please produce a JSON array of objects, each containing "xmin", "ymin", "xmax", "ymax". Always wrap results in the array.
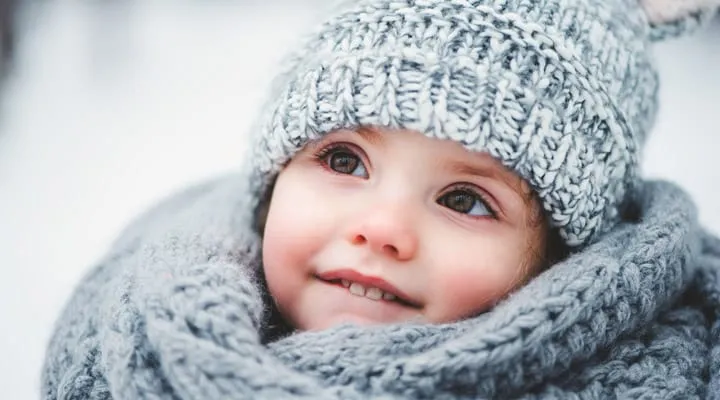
[{"xmin": 322, "ymin": 278, "xmax": 421, "ymax": 309}]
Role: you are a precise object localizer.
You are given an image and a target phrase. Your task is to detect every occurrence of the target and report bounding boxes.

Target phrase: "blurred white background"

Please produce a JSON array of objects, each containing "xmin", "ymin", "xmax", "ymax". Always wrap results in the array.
[{"xmin": 0, "ymin": 1, "xmax": 717, "ymax": 398}]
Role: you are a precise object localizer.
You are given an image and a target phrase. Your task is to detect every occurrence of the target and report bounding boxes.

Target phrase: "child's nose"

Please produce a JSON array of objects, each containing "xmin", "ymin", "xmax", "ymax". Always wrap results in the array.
[{"xmin": 346, "ymin": 208, "xmax": 418, "ymax": 261}]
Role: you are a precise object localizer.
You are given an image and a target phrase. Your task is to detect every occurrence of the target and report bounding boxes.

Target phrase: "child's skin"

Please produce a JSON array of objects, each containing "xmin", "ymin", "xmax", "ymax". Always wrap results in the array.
[{"xmin": 262, "ymin": 126, "xmax": 549, "ymax": 331}]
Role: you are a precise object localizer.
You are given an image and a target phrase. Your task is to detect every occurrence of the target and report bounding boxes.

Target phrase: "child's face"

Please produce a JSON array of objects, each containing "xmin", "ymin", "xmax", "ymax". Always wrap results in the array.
[{"xmin": 262, "ymin": 127, "xmax": 547, "ymax": 331}]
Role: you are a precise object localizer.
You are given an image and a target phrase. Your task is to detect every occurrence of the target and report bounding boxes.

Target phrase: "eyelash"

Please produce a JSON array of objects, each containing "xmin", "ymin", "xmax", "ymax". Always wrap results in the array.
[
  {"xmin": 312, "ymin": 142, "xmax": 499, "ymax": 219},
  {"xmin": 442, "ymin": 183, "xmax": 498, "ymax": 219},
  {"xmin": 312, "ymin": 142, "xmax": 363, "ymax": 169}
]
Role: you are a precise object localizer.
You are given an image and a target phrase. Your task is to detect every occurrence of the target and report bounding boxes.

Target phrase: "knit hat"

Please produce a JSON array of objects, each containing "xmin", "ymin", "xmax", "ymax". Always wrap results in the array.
[{"xmin": 242, "ymin": 0, "xmax": 720, "ymax": 246}]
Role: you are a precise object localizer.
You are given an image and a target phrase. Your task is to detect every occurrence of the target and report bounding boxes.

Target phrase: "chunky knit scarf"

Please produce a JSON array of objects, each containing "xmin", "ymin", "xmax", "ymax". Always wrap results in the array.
[{"xmin": 42, "ymin": 175, "xmax": 720, "ymax": 399}]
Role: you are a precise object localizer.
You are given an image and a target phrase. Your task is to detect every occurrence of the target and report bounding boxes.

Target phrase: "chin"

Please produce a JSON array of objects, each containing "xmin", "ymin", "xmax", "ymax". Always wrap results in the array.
[{"xmin": 305, "ymin": 313, "xmax": 424, "ymax": 331}]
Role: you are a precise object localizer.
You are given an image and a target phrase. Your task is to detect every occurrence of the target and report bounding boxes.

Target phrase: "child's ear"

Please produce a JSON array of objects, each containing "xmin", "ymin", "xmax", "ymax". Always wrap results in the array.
[{"xmin": 638, "ymin": 0, "xmax": 720, "ymax": 41}]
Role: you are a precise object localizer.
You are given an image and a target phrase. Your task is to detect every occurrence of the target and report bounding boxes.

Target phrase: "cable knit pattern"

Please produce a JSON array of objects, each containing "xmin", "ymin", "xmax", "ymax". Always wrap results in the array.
[
  {"xmin": 242, "ymin": 0, "xmax": 719, "ymax": 245},
  {"xmin": 41, "ymin": 0, "xmax": 720, "ymax": 398},
  {"xmin": 41, "ymin": 176, "xmax": 720, "ymax": 399}
]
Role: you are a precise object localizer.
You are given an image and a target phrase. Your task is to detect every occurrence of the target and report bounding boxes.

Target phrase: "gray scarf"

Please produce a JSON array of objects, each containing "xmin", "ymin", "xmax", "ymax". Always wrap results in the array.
[{"xmin": 41, "ymin": 175, "xmax": 720, "ymax": 399}]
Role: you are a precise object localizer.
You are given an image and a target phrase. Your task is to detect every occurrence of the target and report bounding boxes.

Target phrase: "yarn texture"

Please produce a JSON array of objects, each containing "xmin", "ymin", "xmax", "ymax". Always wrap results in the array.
[
  {"xmin": 41, "ymin": 0, "xmax": 720, "ymax": 398},
  {"xmin": 242, "ymin": 0, "xmax": 717, "ymax": 246},
  {"xmin": 41, "ymin": 176, "xmax": 720, "ymax": 399}
]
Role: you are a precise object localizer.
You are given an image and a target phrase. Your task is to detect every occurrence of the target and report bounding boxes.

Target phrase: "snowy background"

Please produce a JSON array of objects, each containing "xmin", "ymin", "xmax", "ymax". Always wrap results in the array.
[{"xmin": 0, "ymin": 2, "xmax": 718, "ymax": 398}]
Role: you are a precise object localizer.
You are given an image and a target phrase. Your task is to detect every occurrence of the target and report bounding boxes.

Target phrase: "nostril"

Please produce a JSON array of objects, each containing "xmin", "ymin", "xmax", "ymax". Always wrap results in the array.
[
  {"xmin": 352, "ymin": 234, "xmax": 367, "ymax": 245},
  {"xmin": 382, "ymin": 244, "xmax": 399, "ymax": 257}
]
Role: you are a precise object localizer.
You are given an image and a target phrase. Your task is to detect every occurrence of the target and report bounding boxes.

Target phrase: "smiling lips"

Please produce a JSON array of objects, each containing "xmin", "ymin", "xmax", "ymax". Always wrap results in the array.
[
  {"xmin": 340, "ymin": 279, "xmax": 398, "ymax": 301},
  {"xmin": 317, "ymin": 269, "xmax": 420, "ymax": 308}
]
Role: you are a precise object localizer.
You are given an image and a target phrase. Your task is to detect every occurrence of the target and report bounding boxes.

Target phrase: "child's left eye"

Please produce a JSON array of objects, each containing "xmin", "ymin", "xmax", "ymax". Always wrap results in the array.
[{"xmin": 437, "ymin": 188, "xmax": 495, "ymax": 218}]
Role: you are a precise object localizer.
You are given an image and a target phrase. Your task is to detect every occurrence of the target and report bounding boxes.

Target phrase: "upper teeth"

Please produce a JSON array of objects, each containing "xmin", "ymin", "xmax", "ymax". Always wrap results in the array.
[{"xmin": 341, "ymin": 280, "xmax": 396, "ymax": 301}]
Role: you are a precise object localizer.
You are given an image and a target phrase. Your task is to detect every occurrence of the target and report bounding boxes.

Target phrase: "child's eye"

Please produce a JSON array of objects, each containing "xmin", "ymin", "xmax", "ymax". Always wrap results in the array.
[
  {"xmin": 437, "ymin": 186, "xmax": 496, "ymax": 218},
  {"xmin": 314, "ymin": 144, "xmax": 368, "ymax": 178}
]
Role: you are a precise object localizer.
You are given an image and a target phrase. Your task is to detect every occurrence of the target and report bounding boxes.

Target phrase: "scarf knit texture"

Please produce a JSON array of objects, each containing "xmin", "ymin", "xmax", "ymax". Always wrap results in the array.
[
  {"xmin": 42, "ymin": 175, "xmax": 720, "ymax": 399},
  {"xmin": 41, "ymin": 0, "xmax": 720, "ymax": 398}
]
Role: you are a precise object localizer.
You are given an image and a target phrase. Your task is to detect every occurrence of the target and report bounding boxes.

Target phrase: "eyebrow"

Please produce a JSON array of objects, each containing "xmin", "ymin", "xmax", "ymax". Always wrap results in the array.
[
  {"xmin": 443, "ymin": 158, "xmax": 525, "ymax": 197},
  {"xmin": 355, "ymin": 126, "xmax": 385, "ymax": 146}
]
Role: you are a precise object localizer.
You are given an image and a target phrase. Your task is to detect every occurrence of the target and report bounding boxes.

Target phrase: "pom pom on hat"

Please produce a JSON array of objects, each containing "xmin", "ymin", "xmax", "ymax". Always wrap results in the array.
[{"xmin": 639, "ymin": 0, "xmax": 720, "ymax": 41}]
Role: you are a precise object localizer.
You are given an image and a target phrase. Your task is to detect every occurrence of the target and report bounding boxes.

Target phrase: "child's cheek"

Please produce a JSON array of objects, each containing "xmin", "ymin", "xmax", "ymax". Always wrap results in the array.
[
  {"xmin": 264, "ymin": 183, "xmax": 324, "ymax": 274},
  {"xmin": 430, "ymin": 258, "xmax": 523, "ymax": 322}
]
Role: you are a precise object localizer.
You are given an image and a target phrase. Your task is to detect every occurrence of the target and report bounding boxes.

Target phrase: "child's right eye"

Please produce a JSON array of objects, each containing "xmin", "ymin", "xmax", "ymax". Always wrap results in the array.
[{"xmin": 314, "ymin": 143, "xmax": 369, "ymax": 178}]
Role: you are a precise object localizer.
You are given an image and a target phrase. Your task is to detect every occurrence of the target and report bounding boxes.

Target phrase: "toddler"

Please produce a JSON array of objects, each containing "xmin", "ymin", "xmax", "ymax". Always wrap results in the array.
[
  {"xmin": 261, "ymin": 126, "xmax": 554, "ymax": 331},
  {"xmin": 43, "ymin": 0, "xmax": 720, "ymax": 399}
]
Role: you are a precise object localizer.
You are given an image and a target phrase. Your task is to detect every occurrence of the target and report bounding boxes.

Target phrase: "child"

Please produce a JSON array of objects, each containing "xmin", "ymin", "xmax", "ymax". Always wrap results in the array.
[
  {"xmin": 43, "ymin": 0, "xmax": 720, "ymax": 399},
  {"xmin": 261, "ymin": 126, "xmax": 556, "ymax": 332}
]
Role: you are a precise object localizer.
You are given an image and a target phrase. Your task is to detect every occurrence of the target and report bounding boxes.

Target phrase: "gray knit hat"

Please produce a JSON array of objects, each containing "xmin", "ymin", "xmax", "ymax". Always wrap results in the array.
[{"xmin": 243, "ymin": 0, "xmax": 719, "ymax": 246}]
